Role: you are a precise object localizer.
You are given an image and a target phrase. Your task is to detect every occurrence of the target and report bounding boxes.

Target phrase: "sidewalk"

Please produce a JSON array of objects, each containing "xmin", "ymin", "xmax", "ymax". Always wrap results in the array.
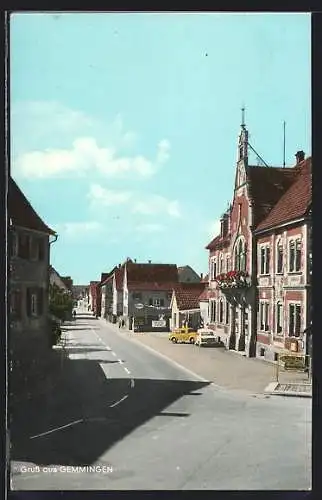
[{"xmin": 101, "ymin": 319, "xmax": 311, "ymax": 397}]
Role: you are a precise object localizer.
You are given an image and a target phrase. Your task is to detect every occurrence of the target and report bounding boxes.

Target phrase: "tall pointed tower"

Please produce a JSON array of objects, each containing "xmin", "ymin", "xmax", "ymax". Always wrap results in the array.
[{"xmin": 235, "ymin": 107, "xmax": 249, "ymax": 190}]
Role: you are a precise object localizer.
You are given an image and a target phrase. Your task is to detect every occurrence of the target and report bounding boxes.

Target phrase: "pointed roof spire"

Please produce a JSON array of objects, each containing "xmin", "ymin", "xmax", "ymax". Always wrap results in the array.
[{"xmin": 241, "ymin": 104, "xmax": 246, "ymax": 128}]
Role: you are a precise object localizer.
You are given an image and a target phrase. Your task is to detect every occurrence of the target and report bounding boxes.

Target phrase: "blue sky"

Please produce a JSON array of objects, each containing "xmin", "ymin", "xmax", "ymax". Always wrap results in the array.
[{"xmin": 10, "ymin": 12, "xmax": 311, "ymax": 284}]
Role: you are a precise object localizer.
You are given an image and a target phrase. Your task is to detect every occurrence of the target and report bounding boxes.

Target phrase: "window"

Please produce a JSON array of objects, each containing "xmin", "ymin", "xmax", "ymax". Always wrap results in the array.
[
  {"xmin": 160, "ymin": 299, "xmax": 164, "ymax": 307},
  {"xmin": 210, "ymin": 259, "xmax": 217, "ymax": 280},
  {"xmin": 289, "ymin": 238, "xmax": 301, "ymax": 272},
  {"xmin": 38, "ymin": 238, "xmax": 45, "ymax": 261},
  {"xmin": 148, "ymin": 298, "xmax": 153, "ymax": 306},
  {"xmin": 30, "ymin": 237, "xmax": 39, "ymax": 260},
  {"xmin": 133, "ymin": 292, "xmax": 142, "ymax": 300},
  {"xmin": 18, "ymin": 234, "xmax": 31, "ymax": 259},
  {"xmin": 11, "ymin": 232, "xmax": 18, "ymax": 257},
  {"xmin": 26, "ymin": 288, "xmax": 43, "ymax": 317},
  {"xmin": 219, "ymin": 300, "xmax": 224, "ymax": 323},
  {"xmin": 234, "ymin": 239, "xmax": 246, "ymax": 271},
  {"xmin": 153, "ymin": 298, "xmax": 161, "ymax": 307},
  {"xmin": 295, "ymin": 239, "xmax": 301, "ymax": 272},
  {"xmin": 219, "ymin": 254, "xmax": 224, "ymax": 273},
  {"xmin": 210, "ymin": 301, "xmax": 216, "ymax": 323},
  {"xmin": 276, "ymin": 302, "xmax": 283, "ymax": 335},
  {"xmin": 226, "ymin": 255, "xmax": 230, "ymax": 272},
  {"xmin": 260, "ymin": 246, "xmax": 270, "ymax": 274},
  {"xmin": 10, "ymin": 290, "xmax": 22, "ymax": 318},
  {"xmin": 225, "ymin": 301, "xmax": 229, "ymax": 324},
  {"xmin": 259, "ymin": 302, "xmax": 269, "ymax": 331},
  {"xmin": 289, "ymin": 304, "xmax": 301, "ymax": 337},
  {"xmin": 276, "ymin": 241, "xmax": 283, "ymax": 274}
]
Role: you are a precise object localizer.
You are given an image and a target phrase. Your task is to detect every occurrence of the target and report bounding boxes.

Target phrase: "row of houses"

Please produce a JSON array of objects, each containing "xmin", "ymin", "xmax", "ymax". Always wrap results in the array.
[
  {"xmin": 90, "ymin": 120, "xmax": 312, "ymax": 362},
  {"xmin": 89, "ymin": 264, "xmax": 203, "ymax": 332}
]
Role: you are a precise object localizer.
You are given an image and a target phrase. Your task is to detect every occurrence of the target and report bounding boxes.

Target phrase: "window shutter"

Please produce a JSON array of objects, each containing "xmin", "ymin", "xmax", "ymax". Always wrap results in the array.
[
  {"xmin": 160, "ymin": 299, "xmax": 164, "ymax": 307},
  {"xmin": 26, "ymin": 288, "xmax": 31, "ymax": 317}
]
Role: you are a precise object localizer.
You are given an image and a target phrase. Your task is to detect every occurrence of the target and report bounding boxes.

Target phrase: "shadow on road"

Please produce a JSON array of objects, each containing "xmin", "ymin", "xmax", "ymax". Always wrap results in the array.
[{"xmin": 10, "ymin": 354, "xmax": 209, "ymax": 467}]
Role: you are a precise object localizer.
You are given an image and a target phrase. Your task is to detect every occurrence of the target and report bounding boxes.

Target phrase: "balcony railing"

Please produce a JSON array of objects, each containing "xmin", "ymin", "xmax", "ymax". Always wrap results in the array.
[{"xmin": 215, "ymin": 270, "xmax": 250, "ymax": 290}]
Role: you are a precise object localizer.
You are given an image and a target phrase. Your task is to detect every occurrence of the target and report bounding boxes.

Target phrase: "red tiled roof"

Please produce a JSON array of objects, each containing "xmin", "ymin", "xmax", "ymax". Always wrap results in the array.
[
  {"xmin": 255, "ymin": 158, "xmax": 311, "ymax": 232},
  {"xmin": 126, "ymin": 262, "xmax": 178, "ymax": 283},
  {"xmin": 206, "ymin": 234, "xmax": 230, "ymax": 251},
  {"xmin": 198, "ymin": 287, "xmax": 209, "ymax": 301},
  {"xmin": 9, "ymin": 178, "xmax": 56, "ymax": 235},
  {"xmin": 173, "ymin": 283, "xmax": 206, "ymax": 310},
  {"xmin": 246, "ymin": 165, "xmax": 298, "ymax": 227}
]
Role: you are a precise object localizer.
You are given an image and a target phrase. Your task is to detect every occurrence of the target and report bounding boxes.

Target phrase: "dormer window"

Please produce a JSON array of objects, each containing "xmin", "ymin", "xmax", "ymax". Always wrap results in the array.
[{"xmin": 239, "ymin": 145, "xmax": 243, "ymax": 160}]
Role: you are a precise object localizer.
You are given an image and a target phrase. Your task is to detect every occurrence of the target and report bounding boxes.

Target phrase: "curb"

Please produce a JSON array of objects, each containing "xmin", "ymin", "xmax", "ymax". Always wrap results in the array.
[{"xmin": 264, "ymin": 381, "xmax": 312, "ymax": 398}]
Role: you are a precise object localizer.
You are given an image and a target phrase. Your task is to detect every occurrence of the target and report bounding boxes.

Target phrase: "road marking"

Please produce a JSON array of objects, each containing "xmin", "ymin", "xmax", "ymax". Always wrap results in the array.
[
  {"xmin": 118, "ymin": 359, "xmax": 123, "ymax": 365},
  {"xmin": 29, "ymin": 419, "xmax": 83, "ymax": 440},
  {"xmin": 124, "ymin": 367, "xmax": 131, "ymax": 374},
  {"xmin": 112, "ymin": 352, "xmax": 117, "ymax": 357},
  {"xmin": 130, "ymin": 378, "xmax": 135, "ymax": 388},
  {"xmin": 109, "ymin": 394, "xmax": 129, "ymax": 408},
  {"xmin": 125, "ymin": 337, "xmax": 210, "ymax": 383}
]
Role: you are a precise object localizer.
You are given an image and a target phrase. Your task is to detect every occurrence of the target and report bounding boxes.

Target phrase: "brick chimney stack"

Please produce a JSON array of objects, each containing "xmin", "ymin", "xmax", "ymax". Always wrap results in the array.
[{"xmin": 295, "ymin": 150, "xmax": 305, "ymax": 164}]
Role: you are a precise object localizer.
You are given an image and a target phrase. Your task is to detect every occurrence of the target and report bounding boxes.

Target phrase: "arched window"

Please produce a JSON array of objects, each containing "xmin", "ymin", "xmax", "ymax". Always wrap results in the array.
[
  {"xmin": 234, "ymin": 238, "xmax": 247, "ymax": 271},
  {"xmin": 219, "ymin": 300, "xmax": 224, "ymax": 323}
]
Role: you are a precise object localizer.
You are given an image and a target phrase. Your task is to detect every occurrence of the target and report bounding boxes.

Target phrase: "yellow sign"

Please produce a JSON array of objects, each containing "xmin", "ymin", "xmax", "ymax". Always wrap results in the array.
[{"xmin": 280, "ymin": 355, "xmax": 305, "ymax": 371}]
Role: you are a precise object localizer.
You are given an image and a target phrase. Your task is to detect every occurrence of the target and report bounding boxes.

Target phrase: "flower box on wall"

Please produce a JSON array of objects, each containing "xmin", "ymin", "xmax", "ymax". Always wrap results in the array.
[{"xmin": 215, "ymin": 271, "xmax": 250, "ymax": 290}]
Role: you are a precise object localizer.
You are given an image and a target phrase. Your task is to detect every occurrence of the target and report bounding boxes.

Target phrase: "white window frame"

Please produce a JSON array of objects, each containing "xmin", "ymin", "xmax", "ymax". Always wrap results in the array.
[
  {"xmin": 31, "ymin": 293, "xmax": 38, "ymax": 316},
  {"xmin": 234, "ymin": 236, "xmax": 246, "ymax": 272},
  {"xmin": 288, "ymin": 236, "xmax": 302, "ymax": 273},
  {"xmin": 210, "ymin": 257, "xmax": 217, "ymax": 281},
  {"xmin": 219, "ymin": 253, "xmax": 224, "ymax": 274},
  {"xmin": 259, "ymin": 244, "xmax": 270, "ymax": 275},
  {"xmin": 275, "ymin": 302, "xmax": 283, "ymax": 336},
  {"xmin": 259, "ymin": 300, "xmax": 270, "ymax": 332},
  {"xmin": 276, "ymin": 239, "xmax": 284, "ymax": 274},
  {"xmin": 287, "ymin": 301, "xmax": 302, "ymax": 338},
  {"xmin": 153, "ymin": 298, "xmax": 161, "ymax": 307}
]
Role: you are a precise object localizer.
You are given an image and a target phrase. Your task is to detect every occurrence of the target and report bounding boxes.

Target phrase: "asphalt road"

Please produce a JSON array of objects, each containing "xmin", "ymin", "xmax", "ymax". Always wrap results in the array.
[{"xmin": 10, "ymin": 313, "xmax": 311, "ymax": 490}]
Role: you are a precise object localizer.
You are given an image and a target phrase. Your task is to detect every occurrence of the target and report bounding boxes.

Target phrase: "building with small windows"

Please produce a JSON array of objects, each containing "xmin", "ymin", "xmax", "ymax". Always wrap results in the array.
[
  {"xmin": 254, "ymin": 152, "xmax": 311, "ymax": 361},
  {"xmin": 9, "ymin": 177, "xmax": 57, "ymax": 391},
  {"xmin": 203, "ymin": 116, "xmax": 311, "ymax": 360},
  {"xmin": 122, "ymin": 261, "xmax": 179, "ymax": 331}
]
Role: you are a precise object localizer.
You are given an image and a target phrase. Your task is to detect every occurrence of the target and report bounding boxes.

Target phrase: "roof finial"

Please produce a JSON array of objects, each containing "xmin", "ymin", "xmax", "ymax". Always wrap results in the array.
[{"xmin": 241, "ymin": 104, "xmax": 246, "ymax": 128}]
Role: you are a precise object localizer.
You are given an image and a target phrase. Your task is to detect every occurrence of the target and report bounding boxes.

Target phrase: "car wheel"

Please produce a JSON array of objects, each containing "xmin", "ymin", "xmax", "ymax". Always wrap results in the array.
[
  {"xmin": 171, "ymin": 337, "xmax": 177, "ymax": 343},
  {"xmin": 189, "ymin": 337, "xmax": 195, "ymax": 344}
]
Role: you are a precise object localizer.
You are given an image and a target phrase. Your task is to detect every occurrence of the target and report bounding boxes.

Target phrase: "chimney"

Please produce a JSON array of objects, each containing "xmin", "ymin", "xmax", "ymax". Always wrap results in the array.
[
  {"xmin": 148, "ymin": 260, "xmax": 151, "ymax": 264},
  {"xmin": 200, "ymin": 273, "xmax": 203, "ymax": 280},
  {"xmin": 295, "ymin": 150, "xmax": 305, "ymax": 164},
  {"xmin": 134, "ymin": 258, "xmax": 137, "ymax": 263}
]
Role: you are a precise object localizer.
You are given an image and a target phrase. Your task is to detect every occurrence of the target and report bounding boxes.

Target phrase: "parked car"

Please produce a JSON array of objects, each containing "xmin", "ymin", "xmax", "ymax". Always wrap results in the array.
[
  {"xmin": 169, "ymin": 327, "xmax": 197, "ymax": 344},
  {"xmin": 195, "ymin": 329, "xmax": 219, "ymax": 347}
]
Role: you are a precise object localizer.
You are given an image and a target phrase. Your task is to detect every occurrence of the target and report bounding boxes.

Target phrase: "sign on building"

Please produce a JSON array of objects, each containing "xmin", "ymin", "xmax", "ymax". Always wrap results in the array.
[{"xmin": 152, "ymin": 320, "xmax": 166, "ymax": 328}]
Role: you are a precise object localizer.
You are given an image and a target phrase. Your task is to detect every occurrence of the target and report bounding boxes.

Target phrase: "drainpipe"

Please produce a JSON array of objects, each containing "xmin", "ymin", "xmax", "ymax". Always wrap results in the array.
[{"xmin": 48, "ymin": 233, "xmax": 58, "ymax": 327}]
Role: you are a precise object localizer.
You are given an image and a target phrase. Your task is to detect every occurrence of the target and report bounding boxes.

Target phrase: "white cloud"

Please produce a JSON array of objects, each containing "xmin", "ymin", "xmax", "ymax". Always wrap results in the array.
[
  {"xmin": 156, "ymin": 139, "xmax": 171, "ymax": 164},
  {"xmin": 15, "ymin": 137, "xmax": 160, "ymax": 179},
  {"xmin": 87, "ymin": 184, "xmax": 181, "ymax": 219},
  {"xmin": 132, "ymin": 195, "xmax": 181, "ymax": 218},
  {"xmin": 136, "ymin": 223, "xmax": 165, "ymax": 233},
  {"xmin": 55, "ymin": 221, "xmax": 104, "ymax": 239},
  {"xmin": 12, "ymin": 100, "xmax": 171, "ymax": 180},
  {"xmin": 88, "ymin": 184, "xmax": 132, "ymax": 206}
]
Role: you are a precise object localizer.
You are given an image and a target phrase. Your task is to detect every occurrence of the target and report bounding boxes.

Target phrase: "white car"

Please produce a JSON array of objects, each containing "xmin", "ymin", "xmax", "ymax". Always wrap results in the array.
[{"xmin": 195, "ymin": 329, "xmax": 219, "ymax": 347}]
